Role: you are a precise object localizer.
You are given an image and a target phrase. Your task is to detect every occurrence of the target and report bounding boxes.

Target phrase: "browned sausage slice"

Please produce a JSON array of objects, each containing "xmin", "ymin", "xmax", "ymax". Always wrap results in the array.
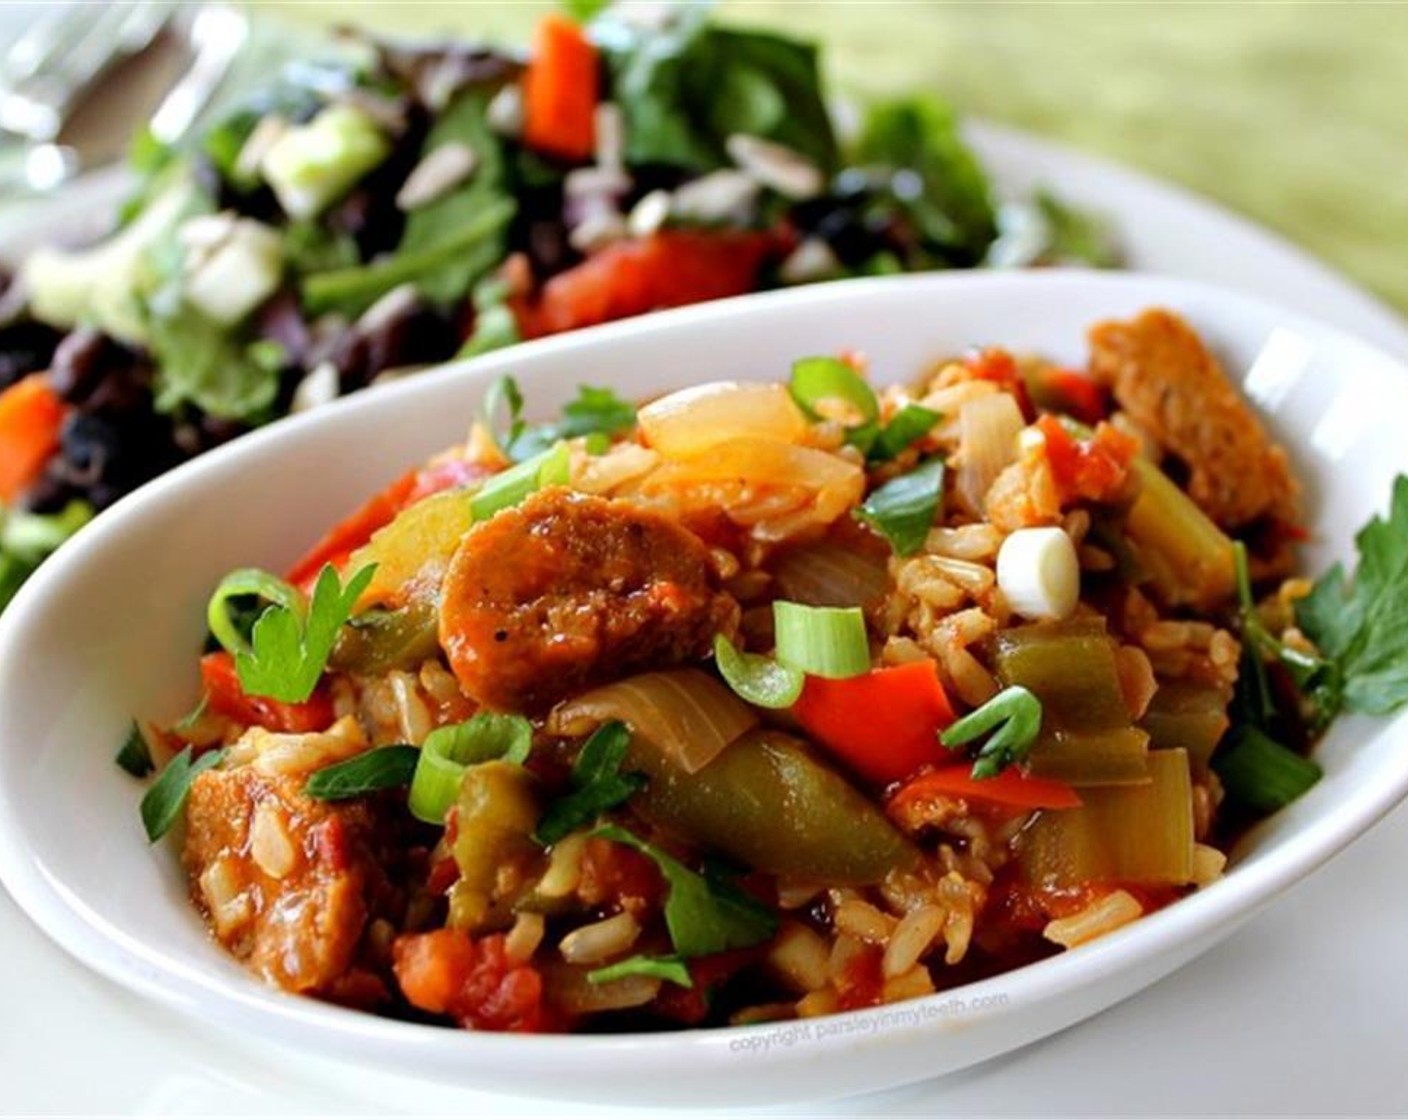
[
  {"xmin": 1088, "ymin": 308, "xmax": 1299, "ymax": 529},
  {"xmin": 439, "ymin": 488, "xmax": 739, "ymax": 713}
]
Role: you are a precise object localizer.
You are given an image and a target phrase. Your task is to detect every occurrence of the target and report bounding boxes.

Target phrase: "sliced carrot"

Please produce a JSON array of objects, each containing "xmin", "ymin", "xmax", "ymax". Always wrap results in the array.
[
  {"xmin": 888, "ymin": 765, "xmax": 1082, "ymax": 814},
  {"xmin": 0, "ymin": 375, "xmax": 66, "ymax": 503},
  {"xmin": 792, "ymin": 660, "xmax": 956, "ymax": 785},
  {"xmin": 199, "ymin": 651, "xmax": 335, "ymax": 734},
  {"xmin": 522, "ymin": 13, "xmax": 599, "ymax": 162}
]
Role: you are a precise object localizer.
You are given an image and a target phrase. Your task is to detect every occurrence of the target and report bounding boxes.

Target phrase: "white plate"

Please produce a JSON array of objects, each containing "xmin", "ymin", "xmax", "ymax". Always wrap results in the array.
[
  {"xmin": 1, "ymin": 125, "xmax": 1407, "ymax": 1116},
  {"xmin": 4, "ymin": 269, "xmax": 1408, "ymax": 1109}
]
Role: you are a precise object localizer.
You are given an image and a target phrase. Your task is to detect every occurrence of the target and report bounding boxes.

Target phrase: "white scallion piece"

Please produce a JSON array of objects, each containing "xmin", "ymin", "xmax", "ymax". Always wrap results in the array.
[{"xmin": 997, "ymin": 526, "xmax": 1081, "ymax": 621}]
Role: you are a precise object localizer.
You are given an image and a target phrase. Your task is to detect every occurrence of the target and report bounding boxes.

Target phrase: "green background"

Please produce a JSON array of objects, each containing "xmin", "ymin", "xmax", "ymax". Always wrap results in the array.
[{"xmin": 266, "ymin": 1, "xmax": 1408, "ymax": 317}]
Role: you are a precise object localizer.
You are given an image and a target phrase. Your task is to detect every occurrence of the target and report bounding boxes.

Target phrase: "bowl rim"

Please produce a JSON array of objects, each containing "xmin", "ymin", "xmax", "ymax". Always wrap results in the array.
[{"xmin": 2, "ymin": 268, "xmax": 1407, "ymax": 1077}]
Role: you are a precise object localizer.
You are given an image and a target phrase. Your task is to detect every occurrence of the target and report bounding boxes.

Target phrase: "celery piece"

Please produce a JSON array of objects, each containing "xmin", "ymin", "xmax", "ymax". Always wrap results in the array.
[
  {"xmin": 1125, "ymin": 459, "xmax": 1236, "ymax": 610},
  {"xmin": 1025, "ymin": 727, "xmax": 1152, "ymax": 787},
  {"xmin": 1018, "ymin": 748, "xmax": 1196, "ymax": 889},
  {"xmin": 261, "ymin": 104, "xmax": 390, "ymax": 221},
  {"xmin": 1139, "ymin": 680, "xmax": 1232, "ymax": 775},
  {"xmin": 994, "ymin": 618, "xmax": 1129, "ymax": 734}
]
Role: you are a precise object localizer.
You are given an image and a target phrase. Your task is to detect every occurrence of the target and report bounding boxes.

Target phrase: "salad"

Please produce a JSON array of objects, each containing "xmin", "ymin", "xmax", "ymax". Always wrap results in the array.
[
  {"xmin": 0, "ymin": 3, "xmax": 1113, "ymax": 614},
  {"xmin": 121, "ymin": 306, "xmax": 1408, "ymax": 1033}
]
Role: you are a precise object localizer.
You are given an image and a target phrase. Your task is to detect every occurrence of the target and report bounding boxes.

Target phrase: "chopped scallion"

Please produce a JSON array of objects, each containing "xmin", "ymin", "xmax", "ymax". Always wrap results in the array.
[
  {"xmin": 713, "ymin": 633, "xmax": 804, "ymax": 709},
  {"xmin": 1213, "ymin": 727, "xmax": 1322, "ymax": 811},
  {"xmin": 587, "ymin": 954, "xmax": 693, "ymax": 988},
  {"xmin": 115, "ymin": 722, "xmax": 154, "ymax": 779},
  {"xmin": 469, "ymin": 442, "xmax": 571, "ymax": 521},
  {"xmin": 788, "ymin": 355, "xmax": 879, "ymax": 426},
  {"xmin": 773, "ymin": 601, "xmax": 870, "ymax": 680},
  {"xmin": 871, "ymin": 404, "xmax": 941, "ymax": 461},
  {"xmin": 207, "ymin": 567, "xmax": 304, "ymax": 658},
  {"xmin": 940, "ymin": 685, "xmax": 1042, "ymax": 779},
  {"xmin": 408, "ymin": 712, "xmax": 533, "ymax": 824}
]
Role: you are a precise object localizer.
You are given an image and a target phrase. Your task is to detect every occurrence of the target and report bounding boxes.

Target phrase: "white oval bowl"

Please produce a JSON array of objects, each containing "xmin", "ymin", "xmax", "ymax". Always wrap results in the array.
[{"xmin": 1, "ymin": 271, "xmax": 1406, "ymax": 1107}]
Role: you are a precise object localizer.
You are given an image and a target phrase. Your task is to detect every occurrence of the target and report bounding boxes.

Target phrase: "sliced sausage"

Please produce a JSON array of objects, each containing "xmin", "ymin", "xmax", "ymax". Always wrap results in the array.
[
  {"xmin": 1088, "ymin": 308, "xmax": 1299, "ymax": 529},
  {"xmin": 439, "ymin": 488, "xmax": 739, "ymax": 712}
]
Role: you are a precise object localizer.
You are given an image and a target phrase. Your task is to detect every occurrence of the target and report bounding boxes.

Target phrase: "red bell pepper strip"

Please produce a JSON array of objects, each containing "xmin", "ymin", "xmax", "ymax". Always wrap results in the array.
[
  {"xmin": 511, "ymin": 230, "xmax": 789, "ymax": 340},
  {"xmin": 888, "ymin": 764, "xmax": 1082, "ymax": 814},
  {"xmin": 199, "ymin": 651, "xmax": 335, "ymax": 734},
  {"xmin": 522, "ymin": 14, "xmax": 599, "ymax": 163},
  {"xmin": 0, "ymin": 375, "xmax": 67, "ymax": 503},
  {"xmin": 791, "ymin": 660, "xmax": 957, "ymax": 785},
  {"xmin": 1029, "ymin": 366, "xmax": 1108, "ymax": 426}
]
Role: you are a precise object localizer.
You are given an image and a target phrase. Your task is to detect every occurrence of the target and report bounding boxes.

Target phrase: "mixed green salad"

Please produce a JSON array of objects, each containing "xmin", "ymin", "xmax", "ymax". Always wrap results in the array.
[{"xmin": 0, "ymin": 2, "xmax": 1114, "ymax": 612}]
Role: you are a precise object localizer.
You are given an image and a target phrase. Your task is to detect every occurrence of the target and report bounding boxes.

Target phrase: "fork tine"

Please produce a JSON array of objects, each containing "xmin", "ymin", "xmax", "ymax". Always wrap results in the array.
[{"xmin": 0, "ymin": 3, "xmax": 98, "ymax": 88}]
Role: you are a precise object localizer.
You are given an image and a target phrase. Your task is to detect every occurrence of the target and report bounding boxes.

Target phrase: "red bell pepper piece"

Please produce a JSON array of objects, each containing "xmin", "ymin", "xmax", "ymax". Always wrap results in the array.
[
  {"xmin": 791, "ymin": 660, "xmax": 957, "ymax": 785},
  {"xmin": 199, "ymin": 651, "xmax": 335, "ymax": 734},
  {"xmin": 888, "ymin": 765, "xmax": 1082, "ymax": 814}
]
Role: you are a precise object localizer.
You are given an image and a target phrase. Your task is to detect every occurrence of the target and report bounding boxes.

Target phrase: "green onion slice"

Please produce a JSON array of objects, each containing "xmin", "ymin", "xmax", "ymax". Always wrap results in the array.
[
  {"xmin": 713, "ymin": 633, "xmax": 804, "ymax": 709},
  {"xmin": 855, "ymin": 457, "xmax": 945, "ymax": 558},
  {"xmin": 940, "ymin": 685, "xmax": 1042, "ymax": 779},
  {"xmin": 871, "ymin": 404, "xmax": 941, "ymax": 461},
  {"xmin": 469, "ymin": 441, "xmax": 571, "ymax": 522},
  {"xmin": 1213, "ymin": 727, "xmax": 1322, "ymax": 812},
  {"xmin": 207, "ymin": 568, "xmax": 304, "ymax": 657},
  {"xmin": 773, "ymin": 601, "xmax": 870, "ymax": 680},
  {"xmin": 305, "ymin": 744, "xmax": 419, "ymax": 801},
  {"xmin": 408, "ymin": 713, "xmax": 533, "ymax": 824},
  {"xmin": 789, "ymin": 356, "xmax": 879, "ymax": 425}
]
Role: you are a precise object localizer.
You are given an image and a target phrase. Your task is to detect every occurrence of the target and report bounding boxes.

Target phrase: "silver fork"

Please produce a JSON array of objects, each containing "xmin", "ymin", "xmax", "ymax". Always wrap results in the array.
[
  {"xmin": 0, "ymin": 2, "xmax": 247, "ymax": 195},
  {"xmin": 0, "ymin": 1, "xmax": 179, "ymax": 144}
]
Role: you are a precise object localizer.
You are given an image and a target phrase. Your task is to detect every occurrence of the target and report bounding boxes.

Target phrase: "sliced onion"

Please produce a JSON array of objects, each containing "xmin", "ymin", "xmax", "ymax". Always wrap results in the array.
[
  {"xmin": 773, "ymin": 540, "xmax": 891, "ymax": 610},
  {"xmin": 956, "ymin": 393, "xmax": 1025, "ymax": 514},
  {"xmin": 646, "ymin": 438, "xmax": 864, "ymax": 526},
  {"xmin": 548, "ymin": 669, "xmax": 758, "ymax": 775},
  {"xmin": 638, "ymin": 382, "xmax": 808, "ymax": 459}
]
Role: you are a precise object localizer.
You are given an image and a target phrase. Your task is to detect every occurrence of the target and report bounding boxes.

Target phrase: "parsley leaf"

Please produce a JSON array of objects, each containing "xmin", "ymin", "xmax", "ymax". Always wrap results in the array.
[
  {"xmin": 508, "ymin": 384, "xmax": 637, "ymax": 461},
  {"xmin": 305, "ymin": 744, "xmax": 419, "ymax": 800},
  {"xmin": 587, "ymin": 954, "xmax": 693, "ymax": 988},
  {"xmin": 1296, "ymin": 475, "xmax": 1408, "ymax": 717},
  {"xmin": 115, "ymin": 722, "xmax": 154, "ymax": 779},
  {"xmin": 535, "ymin": 721, "xmax": 645, "ymax": 845},
  {"xmin": 141, "ymin": 746, "xmax": 227, "ymax": 842},
  {"xmin": 593, "ymin": 825, "xmax": 777, "ymax": 958},
  {"xmin": 235, "ymin": 563, "xmax": 376, "ymax": 703}
]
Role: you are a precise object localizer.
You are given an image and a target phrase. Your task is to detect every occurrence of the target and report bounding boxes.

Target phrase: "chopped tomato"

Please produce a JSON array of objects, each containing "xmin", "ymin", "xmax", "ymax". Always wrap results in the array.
[
  {"xmin": 965, "ymin": 348, "xmax": 1034, "ymax": 421},
  {"xmin": 199, "ymin": 651, "xmax": 335, "ymax": 734},
  {"xmin": 393, "ymin": 929, "xmax": 553, "ymax": 1033},
  {"xmin": 512, "ymin": 230, "xmax": 789, "ymax": 339},
  {"xmin": 522, "ymin": 14, "xmax": 598, "ymax": 162},
  {"xmin": 1035, "ymin": 414, "xmax": 1138, "ymax": 505},
  {"xmin": 1029, "ymin": 366, "xmax": 1108, "ymax": 426},
  {"xmin": 578, "ymin": 835, "xmax": 666, "ymax": 911},
  {"xmin": 834, "ymin": 941, "xmax": 884, "ymax": 1011},
  {"xmin": 791, "ymin": 660, "xmax": 956, "ymax": 785},
  {"xmin": 888, "ymin": 765, "xmax": 1082, "ymax": 814},
  {"xmin": 652, "ymin": 947, "xmax": 765, "ymax": 1025},
  {"xmin": 0, "ymin": 374, "xmax": 66, "ymax": 502}
]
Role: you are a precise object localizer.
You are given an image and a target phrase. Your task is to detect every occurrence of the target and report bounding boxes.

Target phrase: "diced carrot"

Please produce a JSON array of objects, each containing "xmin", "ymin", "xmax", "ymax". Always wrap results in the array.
[
  {"xmin": 0, "ymin": 374, "xmax": 66, "ymax": 503},
  {"xmin": 199, "ymin": 651, "xmax": 336, "ymax": 734},
  {"xmin": 888, "ymin": 765, "xmax": 1082, "ymax": 814},
  {"xmin": 522, "ymin": 13, "xmax": 598, "ymax": 162},
  {"xmin": 511, "ymin": 230, "xmax": 789, "ymax": 339},
  {"xmin": 792, "ymin": 660, "xmax": 956, "ymax": 785}
]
